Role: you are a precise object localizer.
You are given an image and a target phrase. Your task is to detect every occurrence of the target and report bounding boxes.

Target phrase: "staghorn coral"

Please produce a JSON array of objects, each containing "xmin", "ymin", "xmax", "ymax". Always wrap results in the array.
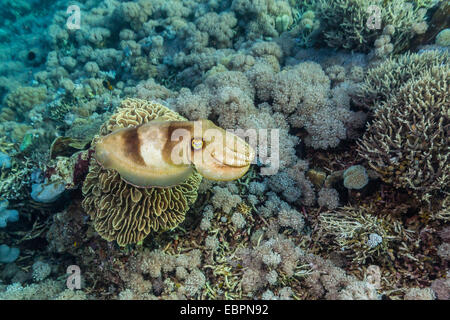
[
  {"xmin": 354, "ymin": 50, "xmax": 448, "ymax": 109},
  {"xmin": 82, "ymin": 99, "xmax": 202, "ymax": 246},
  {"xmin": 358, "ymin": 64, "xmax": 449, "ymax": 200}
]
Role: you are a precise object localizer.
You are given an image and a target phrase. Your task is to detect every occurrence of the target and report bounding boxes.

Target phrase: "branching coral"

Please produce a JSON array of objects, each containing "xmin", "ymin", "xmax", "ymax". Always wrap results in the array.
[
  {"xmin": 358, "ymin": 63, "xmax": 449, "ymax": 200},
  {"xmin": 0, "ymin": 157, "xmax": 34, "ymax": 200},
  {"xmin": 354, "ymin": 50, "xmax": 448, "ymax": 109},
  {"xmin": 316, "ymin": 0, "xmax": 433, "ymax": 53},
  {"xmin": 82, "ymin": 99, "xmax": 202, "ymax": 246}
]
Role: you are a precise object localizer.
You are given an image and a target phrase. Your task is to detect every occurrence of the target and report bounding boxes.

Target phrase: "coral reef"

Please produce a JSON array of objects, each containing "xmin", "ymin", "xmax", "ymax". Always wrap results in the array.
[
  {"xmin": 0, "ymin": 0, "xmax": 448, "ymax": 302},
  {"xmin": 0, "ymin": 279, "xmax": 88, "ymax": 300},
  {"xmin": 319, "ymin": 206, "xmax": 408, "ymax": 264},
  {"xmin": 354, "ymin": 50, "xmax": 448, "ymax": 109}
]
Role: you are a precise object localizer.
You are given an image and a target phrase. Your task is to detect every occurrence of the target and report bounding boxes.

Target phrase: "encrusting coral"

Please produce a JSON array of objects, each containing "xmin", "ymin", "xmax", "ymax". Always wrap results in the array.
[
  {"xmin": 82, "ymin": 99, "xmax": 202, "ymax": 246},
  {"xmin": 343, "ymin": 165, "xmax": 369, "ymax": 190},
  {"xmin": 436, "ymin": 28, "xmax": 450, "ymax": 46}
]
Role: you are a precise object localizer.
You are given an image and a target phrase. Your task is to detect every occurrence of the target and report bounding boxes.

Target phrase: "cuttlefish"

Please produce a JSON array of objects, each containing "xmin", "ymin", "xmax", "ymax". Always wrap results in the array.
[{"xmin": 94, "ymin": 119, "xmax": 255, "ymax": 188}]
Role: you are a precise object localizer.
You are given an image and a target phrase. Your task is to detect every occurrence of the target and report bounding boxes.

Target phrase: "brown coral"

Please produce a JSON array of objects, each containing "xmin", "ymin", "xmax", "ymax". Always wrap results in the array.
[{"xmin": 82, "ymin": 99, "xmax": 202, "ymax": 246}]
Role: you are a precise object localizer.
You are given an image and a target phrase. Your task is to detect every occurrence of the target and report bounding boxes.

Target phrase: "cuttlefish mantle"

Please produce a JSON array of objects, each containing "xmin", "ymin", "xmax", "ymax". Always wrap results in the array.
[{"xmin": 94, "ymin": 119, "xmax": 255, "ymax": 188}]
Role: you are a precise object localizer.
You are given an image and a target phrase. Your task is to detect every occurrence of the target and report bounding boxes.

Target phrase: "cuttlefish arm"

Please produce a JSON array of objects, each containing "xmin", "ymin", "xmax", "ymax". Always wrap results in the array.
[
  {"xmin": 94, "ymin": 119, "xmax": 255, "ymax": 188},
  {"xmin": 190, "ymin": 120, "xmax": 255, "ymax": 181}
]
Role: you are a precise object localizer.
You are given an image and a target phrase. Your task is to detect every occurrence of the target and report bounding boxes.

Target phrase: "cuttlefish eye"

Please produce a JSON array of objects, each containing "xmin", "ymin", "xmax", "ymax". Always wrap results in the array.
[{"xmin": 191, "ymin": 138, "xmax": 203, "ymax": 151}]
